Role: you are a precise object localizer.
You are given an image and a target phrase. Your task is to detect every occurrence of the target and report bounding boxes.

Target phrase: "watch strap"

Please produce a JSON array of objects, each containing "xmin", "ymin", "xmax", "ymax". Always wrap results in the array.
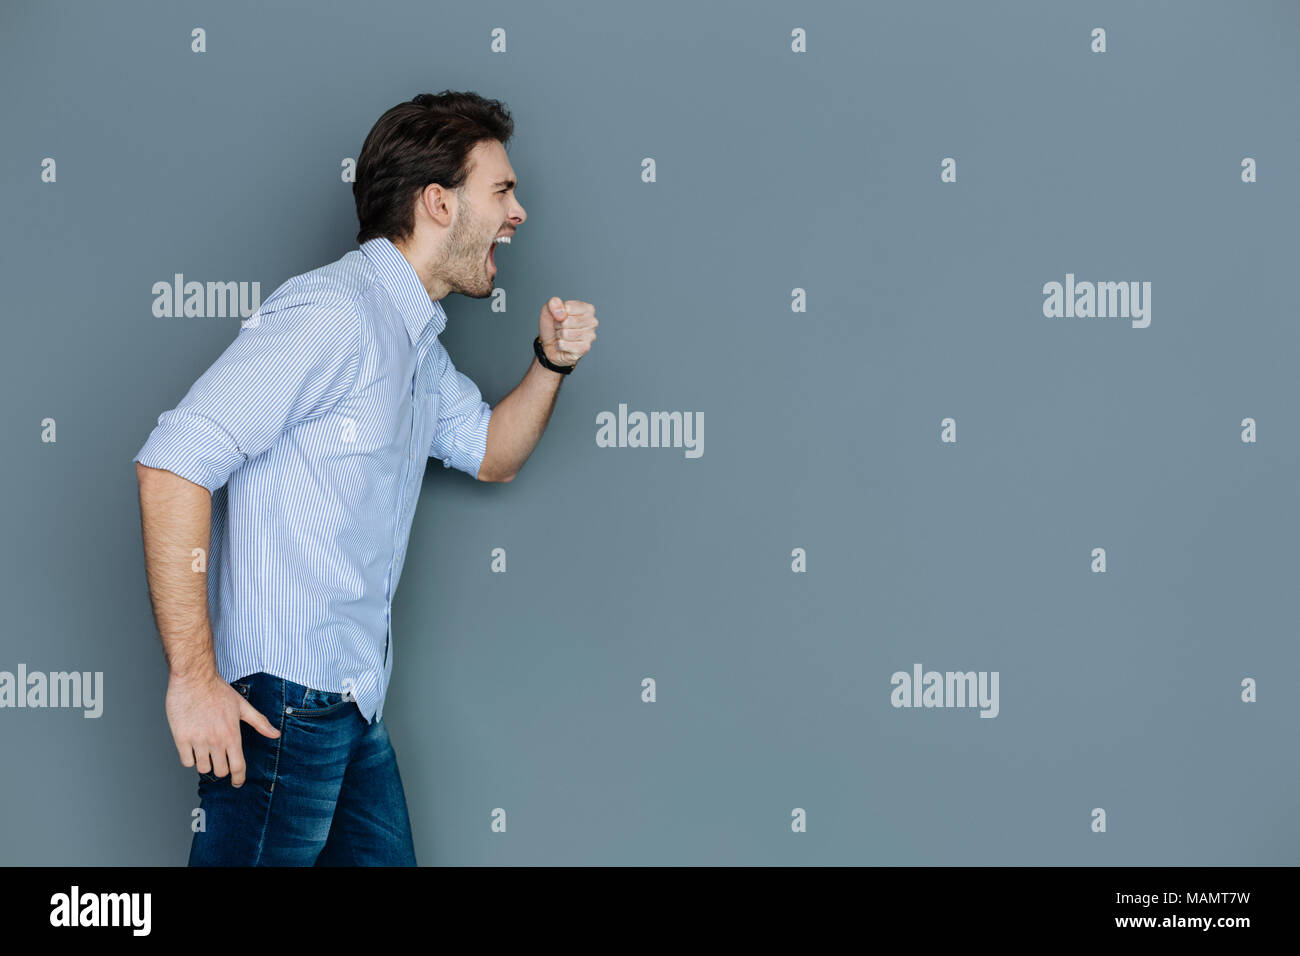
[{"xmin": 534, "ymin": 335, "xmax": 575, "ymax": 374}]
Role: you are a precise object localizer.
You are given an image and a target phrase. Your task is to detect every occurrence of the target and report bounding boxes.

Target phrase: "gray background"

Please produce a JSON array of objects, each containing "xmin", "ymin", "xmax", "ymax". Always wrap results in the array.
[{"xmin": 2, "ymin": 0, "xmax": 1297, "ymax": 865}]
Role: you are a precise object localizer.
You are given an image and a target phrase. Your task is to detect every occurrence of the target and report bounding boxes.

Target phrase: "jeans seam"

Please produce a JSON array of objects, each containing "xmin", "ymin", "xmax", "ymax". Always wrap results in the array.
[{"xmin": 251, "ymin": 676, "xmax": 288, "ymax": 867}]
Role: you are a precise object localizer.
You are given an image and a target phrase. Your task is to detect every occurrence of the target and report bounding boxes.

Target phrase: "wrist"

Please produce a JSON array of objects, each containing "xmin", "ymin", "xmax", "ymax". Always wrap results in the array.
[
  {"xmin": 534, "ymin": 335, "xmax": 575, "ymax": 374},
  {"xmin": 168, "ymin": 657, "xmax": 219, "ymax": 685}
]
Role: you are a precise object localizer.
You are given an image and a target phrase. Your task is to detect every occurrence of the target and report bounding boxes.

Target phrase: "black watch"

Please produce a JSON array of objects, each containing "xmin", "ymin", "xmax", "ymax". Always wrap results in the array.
[{"xmin": 534, "ymin": 335, "xmax": 575, "ymax": 374}]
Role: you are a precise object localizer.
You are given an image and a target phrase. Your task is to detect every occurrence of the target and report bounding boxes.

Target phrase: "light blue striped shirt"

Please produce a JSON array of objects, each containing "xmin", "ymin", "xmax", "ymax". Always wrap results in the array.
[{"xmin": 133, "ymin": 237, "xmax": 493, "ymax": 722}]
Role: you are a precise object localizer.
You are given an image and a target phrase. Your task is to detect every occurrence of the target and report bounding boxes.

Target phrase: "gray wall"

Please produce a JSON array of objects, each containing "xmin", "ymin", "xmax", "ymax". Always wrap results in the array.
[{"xmin": 1, "ymin": 0, "xmax": 1297, "ymax": 864}]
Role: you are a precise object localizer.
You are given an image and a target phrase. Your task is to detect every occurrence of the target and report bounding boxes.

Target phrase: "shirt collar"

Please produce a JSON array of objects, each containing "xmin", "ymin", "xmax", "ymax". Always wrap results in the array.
[{"xmin": 360, "ymin": 236, "xmax": 447, "ymax": 345}]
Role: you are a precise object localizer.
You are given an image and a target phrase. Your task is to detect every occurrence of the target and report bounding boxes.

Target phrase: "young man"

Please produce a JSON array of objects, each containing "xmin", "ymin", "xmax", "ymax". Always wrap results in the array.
[{"xmin": 132, "ymin": 91, "xmax": 598, "ymax": 865}]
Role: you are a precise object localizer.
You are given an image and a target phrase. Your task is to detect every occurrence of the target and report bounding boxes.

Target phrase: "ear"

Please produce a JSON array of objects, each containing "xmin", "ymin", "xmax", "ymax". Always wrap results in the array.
[{"xmin": 420, "ymin": 182, "xmax": 454, "ymax": 227}]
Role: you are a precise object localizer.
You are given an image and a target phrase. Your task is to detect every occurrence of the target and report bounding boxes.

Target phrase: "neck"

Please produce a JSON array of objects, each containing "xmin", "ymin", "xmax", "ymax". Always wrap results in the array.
[{"xmin": 391, "ymin": 236, "xmax": 450, "ymax": 302}]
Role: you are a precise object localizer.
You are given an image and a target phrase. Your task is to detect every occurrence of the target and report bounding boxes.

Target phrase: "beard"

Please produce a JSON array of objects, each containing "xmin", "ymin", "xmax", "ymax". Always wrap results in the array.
[{"xmin": 433, "ymin": 192, "xmax": 497, "ymax": 299}]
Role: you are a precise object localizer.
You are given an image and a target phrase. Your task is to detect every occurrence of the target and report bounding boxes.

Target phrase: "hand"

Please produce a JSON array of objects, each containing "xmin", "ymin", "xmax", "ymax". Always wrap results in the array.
[
  {"xmin": 165, "ymin": 669, "xmax": 280, "ymax": 788},
  {"xmin": 538, "ymin": 297, "xmax": 598, "ymax": 367}
]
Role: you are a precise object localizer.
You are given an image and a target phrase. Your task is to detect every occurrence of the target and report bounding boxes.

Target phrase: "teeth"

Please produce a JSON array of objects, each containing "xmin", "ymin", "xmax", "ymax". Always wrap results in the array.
[{"xmin": 494, "ymin": 236, "xmax": 511, "ymax": 244}]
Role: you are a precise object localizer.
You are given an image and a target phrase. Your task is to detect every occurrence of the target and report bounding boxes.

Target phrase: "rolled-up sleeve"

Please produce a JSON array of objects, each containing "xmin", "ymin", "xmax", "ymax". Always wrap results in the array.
[
  {"xmin": 133, "ymin": 292, "xmax": 363, "ymax": 493},
  {"xmin": 428, "ymin": 340, "xmax": 492, "ymax": 478}
]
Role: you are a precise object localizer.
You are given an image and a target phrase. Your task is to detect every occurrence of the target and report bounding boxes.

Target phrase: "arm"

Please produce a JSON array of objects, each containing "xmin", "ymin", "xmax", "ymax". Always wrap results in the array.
[
  {"xmin": 135, "ymin": 462, "xmax": 279, "ymax": 787},
  {"xmin": 476, "ymin": 297, "xmax": 598, "ymax": 482},
  {"xmin": 135, "ymin": 462, "xmax": 216, "ymax": 680},
  {"xmin": 477, "ymin": 349, "xmax": 565, "ymax": 482}
]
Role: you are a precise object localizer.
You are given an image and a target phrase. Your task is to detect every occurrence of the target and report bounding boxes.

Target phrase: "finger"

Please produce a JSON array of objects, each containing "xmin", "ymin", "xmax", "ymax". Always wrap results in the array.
[
  {"xmin": 240, "ymin": 700, "xmax": 282, "ymax": 739},
  {"xmin": 209, "ymin": 748, "xmax": 231, "ymax": 780},
  {"xmin": 564, "ymin": 301, "xmax": 593, "ymax": 317},
  {"xmin": 176, "ymin": 742, "xmax": 196, "ymax": 769},
  {"xmin": 227, "ymin": 746, "xmax": 248, "ymax": 788},
  {"xmin": 194, "ymin": 746, "xmax": 213, "ymax": 776}
]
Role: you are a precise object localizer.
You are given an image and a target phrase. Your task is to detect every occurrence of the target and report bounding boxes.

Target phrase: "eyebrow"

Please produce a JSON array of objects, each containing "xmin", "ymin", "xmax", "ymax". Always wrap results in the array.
[{"xmin": 492, "ymin": 179, "xmax": 517, "ymax": 190}]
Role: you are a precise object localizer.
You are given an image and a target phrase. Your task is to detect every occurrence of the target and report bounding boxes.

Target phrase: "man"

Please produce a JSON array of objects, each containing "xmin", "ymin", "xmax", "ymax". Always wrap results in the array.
[{"xmin": 132, "ymin": 91, "xmax": 598, "ymax": 866}]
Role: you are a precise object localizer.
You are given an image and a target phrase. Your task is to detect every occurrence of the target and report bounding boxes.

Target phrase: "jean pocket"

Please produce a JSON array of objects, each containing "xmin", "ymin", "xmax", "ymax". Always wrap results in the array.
[{"xmin": 284, "ymin": 684, "xmax": 355, "ymax": 719}]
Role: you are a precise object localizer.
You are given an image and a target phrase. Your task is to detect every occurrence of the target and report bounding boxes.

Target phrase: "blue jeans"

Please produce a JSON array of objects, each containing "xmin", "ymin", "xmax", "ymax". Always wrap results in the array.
[{"xmin": 188, "ymin": 672, "xmax": 417, "ymax": 866}]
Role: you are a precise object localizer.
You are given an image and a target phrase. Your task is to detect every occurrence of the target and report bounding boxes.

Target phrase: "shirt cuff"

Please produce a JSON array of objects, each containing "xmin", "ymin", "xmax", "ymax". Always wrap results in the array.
[
  {"xmin": 440, "ymin": 405, "xmax": 492, "ymax": 478},
  {"xmin": 132, "ymin": 412, "xmax": 249, "ymax": 493}
]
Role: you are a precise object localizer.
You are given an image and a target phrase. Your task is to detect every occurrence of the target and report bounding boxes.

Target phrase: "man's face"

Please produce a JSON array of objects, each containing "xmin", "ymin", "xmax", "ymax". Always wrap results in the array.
[{"xmin": 434, "ymin": 139, "xmax": 526, "ymax": 299}]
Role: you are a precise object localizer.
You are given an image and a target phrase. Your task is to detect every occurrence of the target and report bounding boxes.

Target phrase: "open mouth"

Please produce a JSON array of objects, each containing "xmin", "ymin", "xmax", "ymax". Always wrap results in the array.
[{"xmin": 488, "ymin": 234, "xmax": 510, "ymax": 270}]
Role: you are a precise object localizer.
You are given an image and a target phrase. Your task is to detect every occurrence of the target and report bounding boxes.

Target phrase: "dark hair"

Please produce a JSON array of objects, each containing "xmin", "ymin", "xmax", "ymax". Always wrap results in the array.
[{"xmin": 353, "ymin": 91, "xmax": 515, "ymax": 245}]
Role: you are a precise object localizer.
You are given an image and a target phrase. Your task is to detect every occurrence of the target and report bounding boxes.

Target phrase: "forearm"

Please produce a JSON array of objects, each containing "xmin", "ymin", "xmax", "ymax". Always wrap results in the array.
[
  {"xmin": 480, "ymin": 353, "xmax": 566, "ymax": 481},
  {"xmin": 135, "ymin": 462, "xmax": 218, "ymax": 679}
]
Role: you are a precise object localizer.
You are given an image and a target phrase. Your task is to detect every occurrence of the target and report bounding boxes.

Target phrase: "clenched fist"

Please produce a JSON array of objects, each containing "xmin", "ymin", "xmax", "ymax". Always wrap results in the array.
[{"xmin": 539, "ymin": 297, "xmax": 598, "ymax": 367}]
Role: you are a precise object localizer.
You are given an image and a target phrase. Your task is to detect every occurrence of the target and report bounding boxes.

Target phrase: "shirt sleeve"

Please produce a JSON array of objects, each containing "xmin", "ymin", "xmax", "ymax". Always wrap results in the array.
[
  {"xmin": 132, "ymin": 292, "xmax": 364, "ymax": 493},
  {"xmin": 428, "ymin": 339, "xmax": 493, "ymax": 478}
]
